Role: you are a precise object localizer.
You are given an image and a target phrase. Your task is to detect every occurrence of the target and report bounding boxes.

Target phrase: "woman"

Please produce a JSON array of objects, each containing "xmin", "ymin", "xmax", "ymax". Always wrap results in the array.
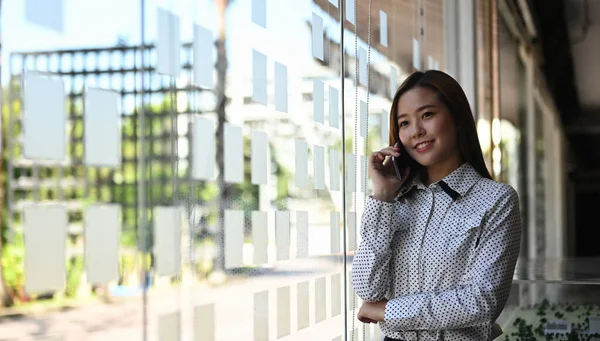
[{"xmin": 351, "ymin": 70, "xmax": 522, "ymax": 341}]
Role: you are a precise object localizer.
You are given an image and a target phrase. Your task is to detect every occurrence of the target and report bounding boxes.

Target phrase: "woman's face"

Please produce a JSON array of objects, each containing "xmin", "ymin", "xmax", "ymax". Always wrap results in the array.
[{"xmin": 396, "ymin": 87, "xmax": 461, "ymax": 168}]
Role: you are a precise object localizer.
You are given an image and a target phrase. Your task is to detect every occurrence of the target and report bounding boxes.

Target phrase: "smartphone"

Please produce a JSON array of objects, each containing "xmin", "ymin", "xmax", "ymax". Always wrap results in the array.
[{"xmin": 391, "ymin": 142, "xmax": 411, "ymax": 181}]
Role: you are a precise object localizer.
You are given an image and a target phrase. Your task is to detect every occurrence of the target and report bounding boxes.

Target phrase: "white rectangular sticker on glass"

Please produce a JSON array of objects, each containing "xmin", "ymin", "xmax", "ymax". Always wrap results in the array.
[
  {"xmin": 156, "ymin": 8, "xmax": 181, "ymax": 78},
  {"xmin": 380, "ymin": 11, "xmax": 388, "ymax": 47},
  {"xmin": 295, "ymin": 139, "xmax": 309, "ymax": 188},
  {"xmin": 297, "ymin": 281, "xmax": 309, "ymax": 330},
  {"xmin": 346, "ymin": 153, "xmax": 356, "ymax": 192},
  {"xmin": 360, "ymin": 100, "xmax": 368, "ymax": 138},
  {"xmin": 413, "ymin": 38, "xmax": 421, "ymax": 70},
  {"xmin": 84, "ymin": 88, "xmax": 121, "ymax": 167},
  {"xmin": 154, "ymin": 206, "xmax": 181, "ymax": 277},
  {"xmin": 252, "ymin": 49, "xmax": 267, "ymax": 105},
  {"xmin": 252, "ymin": 211, "xmax": 268, "ymax": 264},
  {"xmin": 251, "ymin": 130, "xmax": 268, "ymax": 185},
  {"xmin": 330, "ymin": 211, "xmax": 340, "ymax": 253},
  {"xmin": 390, "ymin": 66, "xmax": 397, "ymax": 99},
  {"xmin": 314, "ymin": 145, "xmax": 325, "ymax": 190},
  {"xmin": 277, "ymin": 286, "xmax": 291, "ymax": 338},
  {"xmin": 193, "ymin": 24, "xmax": 214, "ymax": 89},
  {"xmin": 313, "ymin": 80, "xmax": 325, "ymax": 124},
  {"xmin": 350, "ymin": 329, "xmax": 359, "ymax": 341},
  {"xmin": 312, "ymin": 13, "xmax": 324, "ymax": 61},
  {"xmin": 359, "ymin": 47, "xmax": 368, "ymax": 86},
  {"xmin": 374, "ymin": 324, "xmax": 384, "ymax": 340},
  {"xmin": 428, "ymin": 55, "xmax": 435, "ymax": 70},
  {"xmin": 254, "ymin": 291, "xmax": 269, "ymax": 341},
  {"xmin": 193, "ymin": 116, "xmax": 216, "ymax": 180},
  {"xmin": 194, "ymin": 304, "xmax": 215, "ymax": 341},
  {"xmin": 224, "ymin": 123, "xmax": 244, "ymax": 183},
  {"xmin": 296, "ymin": 211, "xmax": 309, "ymax": 258},
  {"xmin": 23, "ymin": 205, "xmax": 67, "ymax": 294},
  {"xmin": 315, "ymin": 277, "xmax": 326, "ymax": 323},
  {"xmin": 225, "ymin": 210, "xmax": 244, "ymax": 268},
  {"xmin": 158, "ymin": 312, "xmax": 181, "ymax": 341},
  {"xmin": 276, "ymin": 211, "xmax": 290, "ymax": 261},
  {"xmin": 23, "ymin": 72, "xmax": 66, "ymax": 162},
  {"xmin": 346, "ymin": 0, "xmax": 355, "ymax": 24},
  {"xmin": 331, "ymin": 273, "xmax": 342, "ymax": 317},
  {"xmin": 84, "ymin": 204, "xmax": 120, "ymax": 285},
  {"xmin": 347, "ymin": 211, "xmax": 357, "ymax": 251},
  {"xmin": 329, "ymin": 86, "xmax": 339, "ymax": 128},
  {"xmin": 360, "ymin": 155, "xmax": 368, "ymax": 192},
  {"xmin": 252, "ymin": 0, "xmax": 267, "ymax": 28},
  {"xmin": 274, "ymin": 62, "xmax": 288, "ymax": 112},
  {"xmin": 381, "ymin": 109, "xmax": 390, "ymax": 143},
  {"xmin": 329, "ymin": 148, "xmax": 340, "ymax": 191}
]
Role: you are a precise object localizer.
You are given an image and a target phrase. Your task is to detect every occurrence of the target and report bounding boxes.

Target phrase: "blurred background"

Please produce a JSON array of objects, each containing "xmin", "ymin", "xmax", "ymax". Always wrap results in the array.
[{"xmin": 0, "ymin": 0, "xmax": 599, "ymax": 340}]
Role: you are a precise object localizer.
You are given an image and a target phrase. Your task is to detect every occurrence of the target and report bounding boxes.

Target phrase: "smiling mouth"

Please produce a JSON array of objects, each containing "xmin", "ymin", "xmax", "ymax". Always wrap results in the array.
[{"xmin": 414, "ymin": 140, "xmax": 434, "ymax": 152}]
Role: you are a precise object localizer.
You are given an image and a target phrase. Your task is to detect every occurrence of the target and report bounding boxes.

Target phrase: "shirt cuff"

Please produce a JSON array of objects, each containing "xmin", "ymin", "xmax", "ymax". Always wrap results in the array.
[
  {"xmin": 366, "ymin": 195, "xmax": 395, "ymax": 210},
  {"xmin": 384, "ymin": 294, "xmax": 425, "ymax": 330}
]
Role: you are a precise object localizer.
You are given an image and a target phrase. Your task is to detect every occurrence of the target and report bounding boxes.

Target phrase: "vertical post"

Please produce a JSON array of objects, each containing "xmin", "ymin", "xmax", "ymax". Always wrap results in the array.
[
  {"xmin": 138, "ymin": 0, "xmax": 148, "ymax": 339},
  {"xmin": 524, "ymin": 51, "xmax": 536, "ymax": 261},
  {"xmin": 213, "ymin": 0, "xmax": 228, "ymax": 281},
  {"xmin": 458, "ymin": 0, "xmax": 477, "ymax": 115},
  {"xmin": 557, "ymin": 129, "xmax": 567, "ymax": 257},
  {"xmin": 543, "ymin": 105, "xmax": 554, "ymax": 259},
  {"xmin": 491, "ymin": 0, "xmax": 500, "ymax": 177},
  {"xmin": 522, "ymin": 46, "xmax": 538, "ymax": 305},
  {"xmin": 0, "ymin": 0, "xmax": 10, "ymax": 307},
  {"xmin": 339, "ymin": 0, "xmax": 348, "ymax": 340},
  {"xmin": 443, "ymin": 0, "xmax": 458, "ymax": 77},
  {"xmin": 444, "ymin": 0, "xmax": 477, "ymax": 115}
]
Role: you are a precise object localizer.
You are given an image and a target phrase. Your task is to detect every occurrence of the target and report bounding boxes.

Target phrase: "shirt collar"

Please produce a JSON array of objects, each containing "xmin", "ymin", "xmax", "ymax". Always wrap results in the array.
[
  {"xmin": 396, "ymin": 162, "xmax": 482, "ymax": 201},
  {"xmin": 439, "ymin": 162, "xmax": 482, "ymax": 198}
]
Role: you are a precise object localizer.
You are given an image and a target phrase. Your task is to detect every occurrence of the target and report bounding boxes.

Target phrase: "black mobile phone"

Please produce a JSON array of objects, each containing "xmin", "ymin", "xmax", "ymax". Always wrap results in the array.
[{"xmin": 391, "ymin": 142, "xmax": 411, "ymax": 181}]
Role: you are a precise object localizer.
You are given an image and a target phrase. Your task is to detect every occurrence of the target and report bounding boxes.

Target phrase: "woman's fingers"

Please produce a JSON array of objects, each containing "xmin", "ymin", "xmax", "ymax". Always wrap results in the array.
[
  {"xmin": 357, "ymin": 316, "xmax": 377, "ymax": 324},
  {"xmin": 378, "ymin": 146, "xmax": 401, "ymax": 158},
  {"xmin": 370, "ymin": 147, "xmax": 401, "ymax": 167},
  {"xmin": 357, "ymin": 304, "xmax": 379, "ymax": 324}
]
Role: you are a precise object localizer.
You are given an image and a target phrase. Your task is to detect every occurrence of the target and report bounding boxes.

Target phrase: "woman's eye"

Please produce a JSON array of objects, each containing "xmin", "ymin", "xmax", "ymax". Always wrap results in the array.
[
  {"xmin": 399, "ymin": 121, "xmax": 408, "ymax": 127},
  {"xmin": 423, "ymin": 111, "xmax": 434, "ymax": 118}
]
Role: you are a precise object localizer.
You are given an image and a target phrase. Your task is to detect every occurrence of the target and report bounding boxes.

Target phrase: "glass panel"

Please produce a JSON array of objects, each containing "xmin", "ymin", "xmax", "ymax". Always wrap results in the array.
[
  {"xmin": 475, "ymin": 0, "xmax": 494, "ymax": 173},
  {"xmin": 1, "ymin": 1, "xmax": 144, "ymax": 340},
  {"xmin": 2, "ymin": 0, "xmax": 439, "ymax": 340},
  {"xmin": 498, "ymin": 13, "xmax": 525, "ymax": 195},
  {"xmin": 423, "ymin": 0, "xmax": 444, "ymax": 71},
  {"xmin": 535, "ymin": 102, "xmax": 546, "ymax": 256},
  {"xmin": 167, "ymin": 0, "xmax": 346, "ymax": 339},
  {"xmin": 343, "ymin": 0, "xmax": 417, "ymax": 339}
]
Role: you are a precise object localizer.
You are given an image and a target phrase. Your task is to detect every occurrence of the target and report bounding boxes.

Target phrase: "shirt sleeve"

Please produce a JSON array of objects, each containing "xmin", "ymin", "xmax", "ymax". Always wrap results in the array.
[
  {"xmin": 351, "ymin": 196, "xmax": 401, "ymax": 302},
  {"xmin": 383, "ymin": 185, "xmax": 522, "ymax": 331}
]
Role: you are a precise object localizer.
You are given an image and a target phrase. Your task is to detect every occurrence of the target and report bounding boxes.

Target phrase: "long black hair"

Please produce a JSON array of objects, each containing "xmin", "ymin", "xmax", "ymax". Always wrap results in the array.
[{"xmin": 389, "ymin": 70, "xmax": 492, "ymax": 180}]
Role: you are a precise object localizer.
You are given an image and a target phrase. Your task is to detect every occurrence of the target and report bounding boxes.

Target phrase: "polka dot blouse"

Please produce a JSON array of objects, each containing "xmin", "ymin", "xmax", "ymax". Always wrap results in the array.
[{"xmin": 351, "ymin": 162, "xmax": 522, "ymax": 341}]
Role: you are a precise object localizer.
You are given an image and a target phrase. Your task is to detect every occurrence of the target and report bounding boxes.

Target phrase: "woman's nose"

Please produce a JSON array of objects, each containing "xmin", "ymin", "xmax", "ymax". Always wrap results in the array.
[{"xmin": 411, "ymin": 122, "xmax": 425, "ymax": 138}]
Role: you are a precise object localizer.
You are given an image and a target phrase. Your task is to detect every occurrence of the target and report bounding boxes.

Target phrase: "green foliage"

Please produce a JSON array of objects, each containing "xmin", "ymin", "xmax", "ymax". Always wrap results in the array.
[
  {"xmin": 0, "ymin": 233, "xmax": 25, "ymax": 300},
  {"xmin": 64, "ymin": 255, "xmax": 84, "ymax": 298}
]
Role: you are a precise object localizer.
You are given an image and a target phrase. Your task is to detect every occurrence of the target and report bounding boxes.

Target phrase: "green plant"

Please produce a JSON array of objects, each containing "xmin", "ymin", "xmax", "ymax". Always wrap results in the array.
[
  {"xmin": 64, "ymin": 255, "xmax": 84, "ymax": 298},
  {"xmin": 0, "ymin": 233, "xmax": 25, "ymax": 303}
]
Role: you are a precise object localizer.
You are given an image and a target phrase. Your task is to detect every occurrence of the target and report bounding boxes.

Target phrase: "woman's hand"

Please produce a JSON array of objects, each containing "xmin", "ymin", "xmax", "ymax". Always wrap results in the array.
[
  {"xmin": 357, "ymin": 300, "xmax": 388, "ymax": 323},
  {"xmin": 369, "ymin": 146, "xmax": 410, "ymax": 202}
]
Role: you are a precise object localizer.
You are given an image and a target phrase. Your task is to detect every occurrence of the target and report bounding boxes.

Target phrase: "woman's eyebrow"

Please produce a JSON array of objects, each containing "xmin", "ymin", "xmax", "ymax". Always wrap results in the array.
[{"xmin": 397, "ymin": 104, "xmax": 436, "ymax": 119}]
